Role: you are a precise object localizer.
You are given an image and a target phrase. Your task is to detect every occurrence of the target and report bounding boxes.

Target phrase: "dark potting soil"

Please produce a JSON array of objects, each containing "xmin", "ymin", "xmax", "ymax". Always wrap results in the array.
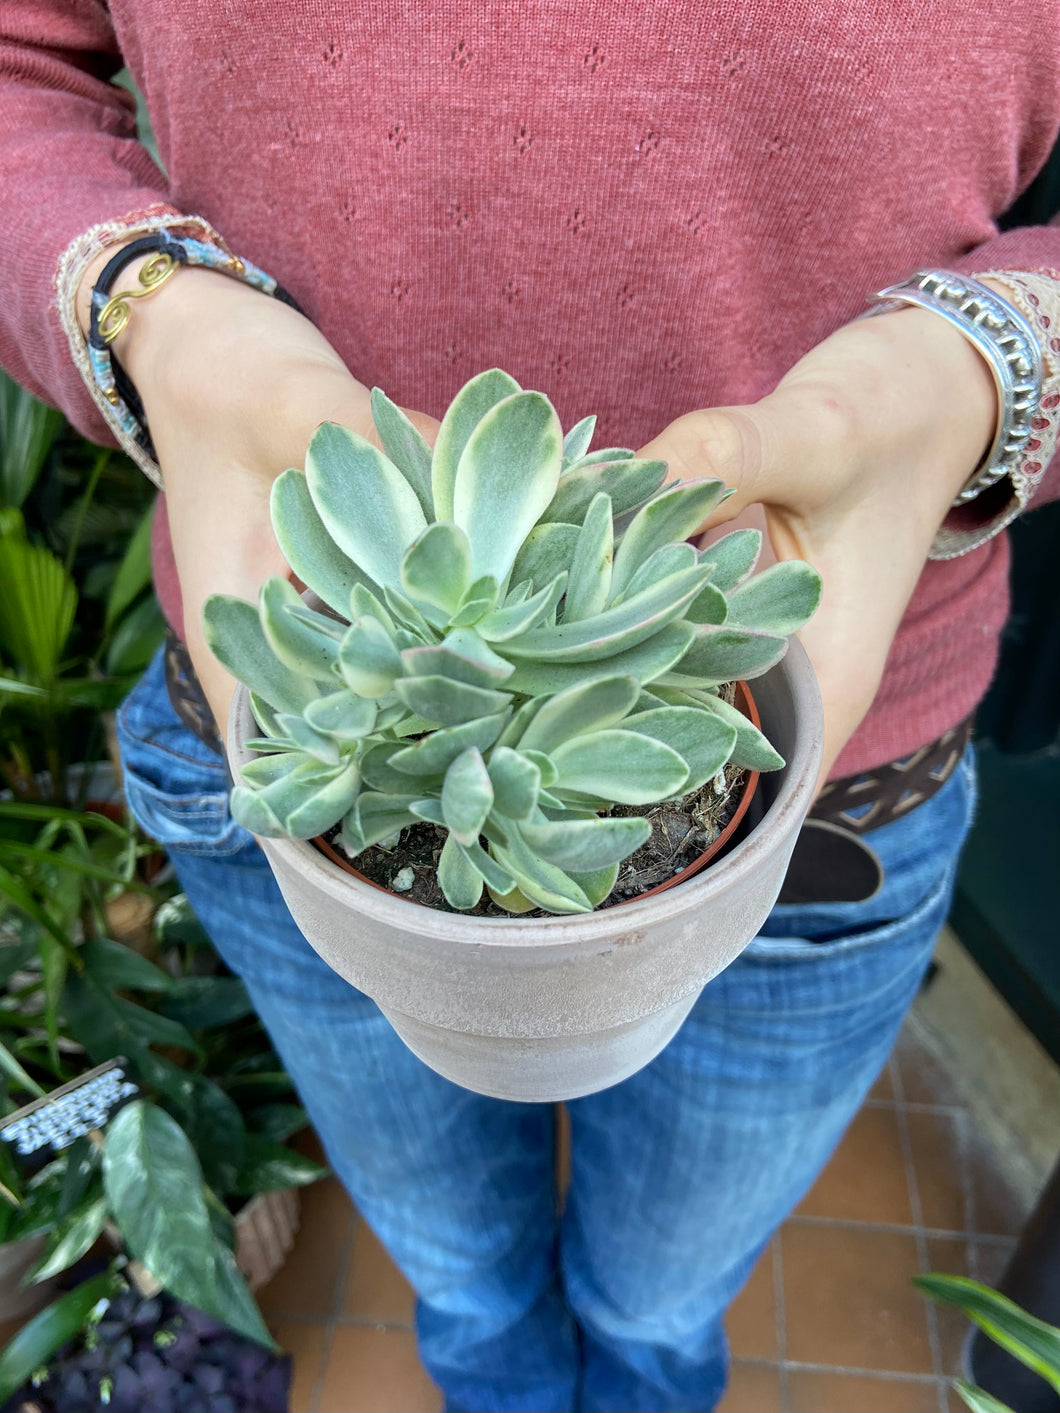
[{"xmin": 323, "ymin": 760, "xmax": 748, "ymax": 918}]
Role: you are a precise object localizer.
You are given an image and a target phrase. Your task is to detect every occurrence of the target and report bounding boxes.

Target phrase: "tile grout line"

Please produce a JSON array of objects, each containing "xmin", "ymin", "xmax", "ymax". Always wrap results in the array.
[
  {"xmin": 736, "ymin": 1354, "xmax": 951, "ymax": 1384},
  {"xmin": 890, "ymin": 1044, "xmax": 949, "ymax": 1413},
  {"xmin": 786, "ymin": 1215, "xmax": 1017, "ymax": 1244},
  {"xmin": 308, "ymin": 1210, "xmax": 360, "ymax": 1413},
  {"xmin": 771, "ymin": 1234, "xmax": 792, "ymax": 1413}
]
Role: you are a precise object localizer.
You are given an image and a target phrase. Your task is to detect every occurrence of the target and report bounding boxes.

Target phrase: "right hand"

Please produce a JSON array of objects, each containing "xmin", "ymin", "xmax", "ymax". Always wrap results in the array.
[{"xmin": 79, "ymin": 248, "xmax": 439, "ymax": 733}]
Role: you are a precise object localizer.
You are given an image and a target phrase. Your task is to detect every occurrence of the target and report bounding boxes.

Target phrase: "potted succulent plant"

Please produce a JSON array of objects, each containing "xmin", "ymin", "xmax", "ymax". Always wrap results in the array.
[{"xmin": 205, "ymin": 370, "xmax": 824, "ymax": 1102}]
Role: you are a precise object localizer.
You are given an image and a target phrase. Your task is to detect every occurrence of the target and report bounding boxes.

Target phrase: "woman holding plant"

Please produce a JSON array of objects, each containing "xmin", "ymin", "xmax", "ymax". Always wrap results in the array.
[{"xmin": 1, "ymin": 4, "xmax": 1058, "ymax": 1409}]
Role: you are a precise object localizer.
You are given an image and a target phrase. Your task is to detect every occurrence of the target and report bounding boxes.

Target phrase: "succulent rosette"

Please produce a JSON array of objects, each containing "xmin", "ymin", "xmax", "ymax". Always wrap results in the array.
[{"xmin": 203, "ymin": 370, "xmax": 821, "ymax": 915}]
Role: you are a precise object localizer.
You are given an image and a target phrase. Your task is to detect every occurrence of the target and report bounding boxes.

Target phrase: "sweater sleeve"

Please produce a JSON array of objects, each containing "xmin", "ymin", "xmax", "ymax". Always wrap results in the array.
[{"xmin": 0, "ymin": 1, "xmax": 179, "ymax": 444}]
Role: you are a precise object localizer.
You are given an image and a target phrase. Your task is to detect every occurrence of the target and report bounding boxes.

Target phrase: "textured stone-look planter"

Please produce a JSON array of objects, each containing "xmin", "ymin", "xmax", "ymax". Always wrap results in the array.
[
  {"xmin": 235, "ymin": 1187, "xmax": 301, "ymax": 1291},
  {"xmin": 228, "ymin": 642, "xmax": 822, "ymax": 1102}
]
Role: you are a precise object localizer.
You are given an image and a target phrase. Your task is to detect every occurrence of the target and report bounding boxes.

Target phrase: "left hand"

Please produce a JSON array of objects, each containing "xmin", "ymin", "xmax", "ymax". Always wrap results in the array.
[{"xmin": 637, "ymin": 294, "xmax": 1000, "ymax": 785}]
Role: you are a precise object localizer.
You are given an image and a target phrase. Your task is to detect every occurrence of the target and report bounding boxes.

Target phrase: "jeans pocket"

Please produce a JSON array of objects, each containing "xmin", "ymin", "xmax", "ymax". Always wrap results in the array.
[{"xmin": 116, "ymin": 654, "xmax": 253, "ymax": 858}]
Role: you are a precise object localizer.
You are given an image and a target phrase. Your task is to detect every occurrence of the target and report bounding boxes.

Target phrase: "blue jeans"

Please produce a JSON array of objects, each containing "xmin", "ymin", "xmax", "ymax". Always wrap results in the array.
[{"xmin": 117, "ymin": 649, "xmax": 976, "ymax": 1413}]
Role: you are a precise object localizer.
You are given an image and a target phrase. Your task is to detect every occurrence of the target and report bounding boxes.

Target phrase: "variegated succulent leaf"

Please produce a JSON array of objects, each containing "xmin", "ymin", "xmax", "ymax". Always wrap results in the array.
[{"xmin": 206, "ymin": 371, "xmax": 821, "ymax": 914}]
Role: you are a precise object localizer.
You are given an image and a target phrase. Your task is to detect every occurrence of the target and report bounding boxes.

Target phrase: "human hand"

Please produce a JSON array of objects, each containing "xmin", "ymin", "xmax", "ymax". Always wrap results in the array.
[
  {"xmin": 78, "ymin": 248, "xmax": 438, "ymax": 732},
  {"xmin": 637, "ymin": 296, "xmax": 1000, "ymax": 785}
]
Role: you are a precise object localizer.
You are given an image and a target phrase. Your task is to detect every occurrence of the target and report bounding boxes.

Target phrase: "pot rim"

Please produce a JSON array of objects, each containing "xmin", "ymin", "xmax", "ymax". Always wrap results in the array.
[{"xmin": 228, "ymin": 638, "xmax": 822, "ymax": 948}]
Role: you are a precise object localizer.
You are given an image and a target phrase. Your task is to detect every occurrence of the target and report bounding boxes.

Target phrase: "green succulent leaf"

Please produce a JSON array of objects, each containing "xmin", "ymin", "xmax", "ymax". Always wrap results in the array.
[
  {"xmin": 684, "ymin": 581, "xmax": 729, "ymax": 625},
  {"xmin": 519, "ymin": 749, "xmax": 559, "ymax": 787},
  {"xmin": 623, "ymin": 706, "xmax": 737, "ymax": 791},
  {"xmin": 486, "ymin": 747, "xmax": 541, "ymax": 819},
  {"xmin": 230, "ymin": 786, "xmax": 288, "ymax": 837},
  {"xmin": 541, "ymin": 458, "xmax": 667, "ymax": 526},
  {"xmin": 271, "ymin": 468, "xmax": 375, "ymax": 614},
  {"xmin": 616, "ymin": 542, "xmax": 698, "ymax": 605},
  {"xmin": 520, "ymin": 675, "xmax": 639, "ymax": 753},
  {"xmin": 341, "ymin": 792, "xmax": 420, "ymax": 852},
  {"xmin": 437, "ymin": 832, "xmax": 484, "ymax": 909},
  {"xmin": 610, "ymin": 479, "xmax": 730, "ymax": 598},
  {"xmin": 566, "ymin": 447, "xmax": 635, "ymax": 467},
  {"xmin": 490, "ymin": 830, "xmax": 593, "ymax": 914},
  {"xmin": 361, "ymin": 741, "xmax": 439, "ymax": 793},
  {"xmin": 350, "ymin": 583, "xmax": 396, "ymax": 632},
  {"xmin": 664, "ymin": 624, "xmax": 788, "ymax": 686},
  {"xmin": 202, "ymin": 595, "xmax": 319, "ymax": 715},
  {"xmin": 562, "ymin": 415, "xmax": 597, "ymax": 465},
  {"xmin": 304, "ymin": 690, "xmax": 379, "ymax": 741},
  {"xmin": 698, "ymin": 527, "xmax": 762, "ymax": 591},
  {"xmin": 550, "ymin": 729, "xmax": 689, "ymax": 802},
  {"xmin": 519, "ymin": 815, "xmax": 651, "ymax": 871},
  {"xmin": 432, "ymin": 368, "xmax": 522, "ymax": 520},
  {"xmin": 390, "ymin": 711, "xmax": 509, "ymax": 776},
  {"xmin": 240, "ymin": 750, "xmax": 310, "ymax": 787},
  {"xmin": 690, "ymin": 690, "xmax": 784, "ymax": 770},
  {"xmin": 400, "ymin": 522, "xmax": 472, "ymax": 617},
  {"xmin": 441, "ymin": 747, "xmax": 494, "ymax": 845},
  {"xmin": 509, "ymin": 522, "xmax": 581, "ymax": 591},
  {"xmin": 394, "ymin": 674, "xmax": 512, "ymax": 726},
  {"xmin": 503, "ymin": 564, "xmax": 712, "ymax": 662},
  {"xmin": 409, "ymin": 796, "xmax": 446, "ymax": 826},
  {"xmin": 306, "ymin": 421, "xmax": 427, "ymax": 588},
  {"xmin": 568, "ymin": 862, "xmax": 619, "ymax": 906},
  {"xmin": 338, "ymin": 615, "xmax": 404, "ymax": 696},
  {"xmin": 370, "ymin": 387, "xmax": 435, "ymax": 517},
  {"xmin": 249, "ymin": 758, "xmax": 360, "ymax": 838},
  {"xmin": 453, "ymin": 390, "xmax": 564, "ymax": 583},
  {"xmin": 258, "ymin": 577, "xmax": 340, "ymax": 679},
  {"xmin": 504, "ymin": 621, "xmax": 695, "ymax": 695},
  {"xmin": 476, "ymin": 572, "xmax": 568, "ymax": 642},
  {"xmin": 725, "ymin": 561, "xmax": 823, "ymax": 635},
  {"xmin": 457, "ymin": 839, "xmax": 516, "ymax": 893},
  {"xmin": 401, "ymin": 638, "xmax": 513, "ymax": 689},
  {"xmin": 563, "ymin": 491, "xmax": 614, "ymax": 622},
  {"xmin": 274, "ymin": 712, "xmax": 341, "ymax": 765}
]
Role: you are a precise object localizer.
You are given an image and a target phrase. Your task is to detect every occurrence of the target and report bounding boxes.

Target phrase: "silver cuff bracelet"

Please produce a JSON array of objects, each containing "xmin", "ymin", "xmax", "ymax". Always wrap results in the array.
[{"xmin": 863, "ymin": 269, "xmax": 1044, "ymax": 505}]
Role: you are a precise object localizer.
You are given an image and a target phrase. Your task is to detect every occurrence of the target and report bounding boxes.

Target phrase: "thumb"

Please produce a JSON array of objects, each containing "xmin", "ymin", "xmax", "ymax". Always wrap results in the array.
[{"xmin": 636, "ymin": 405, "xmax": 779, "ymax": 519}]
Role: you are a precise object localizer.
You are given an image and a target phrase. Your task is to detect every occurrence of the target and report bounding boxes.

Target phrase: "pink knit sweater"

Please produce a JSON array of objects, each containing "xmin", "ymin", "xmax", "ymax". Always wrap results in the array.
[{"xmin": 2, "ymin": 1, "xmax": 1060, "ymax": 777}]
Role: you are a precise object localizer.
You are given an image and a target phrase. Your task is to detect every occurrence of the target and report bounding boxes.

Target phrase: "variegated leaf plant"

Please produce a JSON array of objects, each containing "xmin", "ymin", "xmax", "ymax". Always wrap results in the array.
[{"xmin": 203, "ymin": 370, "xmax": 821, "ymax": 915}]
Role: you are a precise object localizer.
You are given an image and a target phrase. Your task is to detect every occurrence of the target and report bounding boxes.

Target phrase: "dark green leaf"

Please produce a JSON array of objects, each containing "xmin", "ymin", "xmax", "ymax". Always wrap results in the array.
[
  {"xmin": 233, "ymin": 1133, "xmax": 328, "ymax": 1195},
  {"xmin": 247, "ymin": 1103, "xmax": 308, "ymax": 1143},
  {"xmin": 27, "ymin": 1191, "xmax": 107, "ymax": 1283},
  {"xmin": 80, "ymin": 936, "xmax": 172, "ymax": 993},
  {"xmin": 104, "ymin": 503, "xmax": 155, "ymax": 630},
  {"xmin": 0, "ymin": 1269, "xmax": 124, "ymax": 1405},
  {"xmin": 103, "ymin": 1102, "xmax": 274, "ymax": 1348},
  {"xmin": 161, "ymin": 976, "xmax": 254, "ymax": 1030}
]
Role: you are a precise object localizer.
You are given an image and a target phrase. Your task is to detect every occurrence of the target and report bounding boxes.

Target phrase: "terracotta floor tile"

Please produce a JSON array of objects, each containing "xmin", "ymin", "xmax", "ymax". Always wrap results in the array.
[
  {"xmin": 342, "ymin": 1219, "xmax": 417, "ymax": 1326},
  {"xmin": 905, "ymin": 1110, "xmax": 969, "ymax": 1233},
  {"xmin": 727, "ymin": 1245, "xmax": 778, "ymax": 1361},
  {"xmin": 868, "ymin": 1060, "xmax": 896, "ymax": 1101},
  {"xmin": 895, "ymin": 1026, "xmax": 963, "ymax": 1107},
  {"xmin": 788, "ymin": 1369, "xmax": 942, "ymax": 1412},
  {"xmin": 797, "ymin": 1105, "xmax": 914, "ymax": 1225},
  {"xmin": 319, "ymin": 1325, "xmax": 442, "ymax": 1413},
  {"xmin": 270, "ymin": 1318, "xmax": 329, "ymax": 1413},
  {"xmin": 259, "ymin": 1175, "xmax": 355, "ymax": 1318},
  {"xmin": 717, "ymin": 1360, "xmax": 783, "ymax": 1413},
  {"xmin": 781, "ymin": 1223, "xmax": 934, "ymax": 1373}
]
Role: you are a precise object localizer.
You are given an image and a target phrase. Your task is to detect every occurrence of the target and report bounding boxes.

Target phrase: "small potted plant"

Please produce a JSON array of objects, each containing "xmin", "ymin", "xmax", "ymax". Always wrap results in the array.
[{"xmin": 205, "ymin": 370, "xmax": 824, "ymax": 1101}]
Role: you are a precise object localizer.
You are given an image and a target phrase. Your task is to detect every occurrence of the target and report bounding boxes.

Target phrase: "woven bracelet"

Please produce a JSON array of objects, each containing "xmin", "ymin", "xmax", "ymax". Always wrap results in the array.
[{"xmin": 87, "ymin": 230, "xmax": 302, "ymax": 461}]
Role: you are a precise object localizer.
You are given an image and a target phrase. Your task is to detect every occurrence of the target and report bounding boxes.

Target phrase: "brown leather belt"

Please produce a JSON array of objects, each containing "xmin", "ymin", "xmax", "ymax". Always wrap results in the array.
[{"xmin": 164, "ymin": 630, "xmax": 972, "ymax": 905}]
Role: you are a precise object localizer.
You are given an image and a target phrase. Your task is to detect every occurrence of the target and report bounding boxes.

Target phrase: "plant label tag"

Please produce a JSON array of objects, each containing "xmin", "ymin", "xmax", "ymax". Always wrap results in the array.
[{"xmin": 0, "ymin": 1059, "xmax": 141, "ymax": 1173}]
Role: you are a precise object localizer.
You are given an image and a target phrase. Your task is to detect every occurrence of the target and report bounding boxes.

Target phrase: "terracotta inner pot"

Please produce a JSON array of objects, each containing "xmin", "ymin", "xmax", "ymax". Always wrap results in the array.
[{"xmin": 312, "ymin": 678, "xmax": 762, "ymax": 911}]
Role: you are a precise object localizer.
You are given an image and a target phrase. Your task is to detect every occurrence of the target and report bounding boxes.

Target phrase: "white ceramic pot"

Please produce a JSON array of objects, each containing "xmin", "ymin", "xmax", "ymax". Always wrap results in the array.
[{"xmin": 228, "ymin": 642, "xmax": 822, "ymax": 1102}]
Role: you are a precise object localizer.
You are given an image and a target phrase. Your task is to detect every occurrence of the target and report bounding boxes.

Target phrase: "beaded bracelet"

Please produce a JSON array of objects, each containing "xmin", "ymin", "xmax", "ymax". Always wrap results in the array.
[{"xmin": 87, "ymin": 230, "xmax": 302, "ymax": 460}]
